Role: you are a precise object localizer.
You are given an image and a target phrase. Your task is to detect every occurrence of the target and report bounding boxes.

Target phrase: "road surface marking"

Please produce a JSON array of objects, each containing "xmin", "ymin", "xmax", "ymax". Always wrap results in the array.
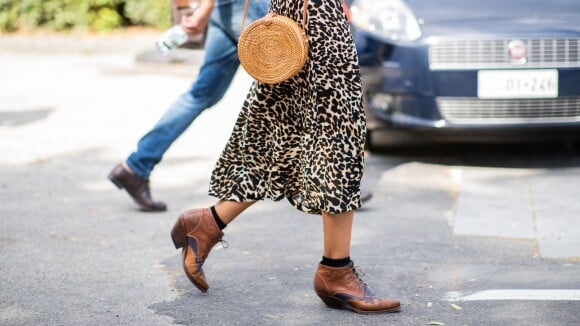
[{"xmin": 446, "ymin": 290, "xmax": 580, "ymax": 301}]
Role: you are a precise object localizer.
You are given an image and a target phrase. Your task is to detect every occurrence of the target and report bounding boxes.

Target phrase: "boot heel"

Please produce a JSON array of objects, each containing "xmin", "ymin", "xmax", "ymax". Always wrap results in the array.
[
  {"xmin": 170, "ymin": 216, "xmax": 187, "ymax": 249},
  {"xmin": 317, "ymin": 294, "xmax": 346, "ymax": 310},
  {"xmin": 107, "ymin": 174, "xmax": 124, "ymax": 189}
]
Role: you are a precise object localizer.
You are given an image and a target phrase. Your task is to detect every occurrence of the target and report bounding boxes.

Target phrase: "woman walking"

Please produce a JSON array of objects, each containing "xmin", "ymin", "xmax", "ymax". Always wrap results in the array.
[{"xmin": 170, "ymin": 0, "xmax": 400, "ymax": 314}]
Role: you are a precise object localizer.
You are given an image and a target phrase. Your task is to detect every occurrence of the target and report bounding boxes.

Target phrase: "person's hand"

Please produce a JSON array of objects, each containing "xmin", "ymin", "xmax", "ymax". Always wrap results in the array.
[{"xmin": 180, "ymin": 1, "xmax": 213, "ymax": 35}]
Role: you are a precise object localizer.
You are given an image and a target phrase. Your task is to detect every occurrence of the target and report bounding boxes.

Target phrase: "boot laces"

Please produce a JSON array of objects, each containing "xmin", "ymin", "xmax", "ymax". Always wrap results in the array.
[
  {"xmin": 209, "ymin": 237, "xmax": 229, "ymax": 250},
  {"xmin": 219, "ymin": 239, "xmax": 229, "ymax": 248},
  {"xmin": 209, "ymin": 232, "xmax": 229, "ymax": 249},
  {"xmin": 353, "ymin": 265, "xmax": 368, "ymax": 286},
  {"xmin": 200, "ymin": 237, "xmax": 229, "ymax": 261}
]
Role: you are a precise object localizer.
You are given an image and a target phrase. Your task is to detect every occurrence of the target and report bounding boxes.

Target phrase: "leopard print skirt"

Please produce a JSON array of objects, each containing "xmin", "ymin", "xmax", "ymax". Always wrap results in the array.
[{"xmin": 209, "ymin": 0, "xmax": 366, "ymax": 215}]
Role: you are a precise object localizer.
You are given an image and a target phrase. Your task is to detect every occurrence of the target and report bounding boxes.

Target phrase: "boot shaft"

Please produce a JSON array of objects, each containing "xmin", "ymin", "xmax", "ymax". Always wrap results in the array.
[
  {"xmin": 183, "ymin": 208, "xmax": 223, "ymax": 260},
  {"xmin": 314, "ymin": 263, "xmax": 368, "ymax": 298}
]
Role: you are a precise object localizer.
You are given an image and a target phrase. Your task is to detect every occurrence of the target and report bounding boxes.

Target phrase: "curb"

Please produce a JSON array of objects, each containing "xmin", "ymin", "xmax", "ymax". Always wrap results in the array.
[{"xmin": 0, "ymin": 32, "xmax": 205, "ymax": 65}]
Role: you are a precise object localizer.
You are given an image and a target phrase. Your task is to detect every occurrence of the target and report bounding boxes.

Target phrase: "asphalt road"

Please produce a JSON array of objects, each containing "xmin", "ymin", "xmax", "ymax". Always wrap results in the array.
[{"xmin": 1, "ymin": 34, "xmax": 579, "ymax": 325}]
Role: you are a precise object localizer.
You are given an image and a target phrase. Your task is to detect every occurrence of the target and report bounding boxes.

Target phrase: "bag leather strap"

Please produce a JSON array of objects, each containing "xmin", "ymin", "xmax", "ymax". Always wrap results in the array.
[{"xmin": 241, "ymin": 0, "xmax": 309, "ymax": 31}]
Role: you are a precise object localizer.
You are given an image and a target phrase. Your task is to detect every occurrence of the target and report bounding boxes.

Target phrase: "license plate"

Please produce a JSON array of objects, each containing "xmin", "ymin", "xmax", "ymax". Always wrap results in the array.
[{"xmin": 477, "ymin": 69, "xmax": 558, "ymax": 99}]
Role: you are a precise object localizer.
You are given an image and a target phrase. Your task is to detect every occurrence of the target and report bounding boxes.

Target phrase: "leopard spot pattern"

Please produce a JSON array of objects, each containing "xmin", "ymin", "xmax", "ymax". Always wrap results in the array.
[{"xmin": 209, "ymin": 0, "xmax": 366, "ymax": 215}]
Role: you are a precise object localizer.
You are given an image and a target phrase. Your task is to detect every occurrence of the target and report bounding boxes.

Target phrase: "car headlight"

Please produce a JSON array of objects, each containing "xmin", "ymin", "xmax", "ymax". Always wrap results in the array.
[{"xmin": 350, "ymin": 0, "xmax": 421, "ymax": 42}]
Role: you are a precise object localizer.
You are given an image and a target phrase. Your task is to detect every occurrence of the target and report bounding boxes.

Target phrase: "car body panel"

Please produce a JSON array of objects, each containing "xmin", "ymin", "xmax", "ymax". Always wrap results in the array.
[{"xmin": 352, "ymin": 0, "xmax": 580, "ymax": 147}]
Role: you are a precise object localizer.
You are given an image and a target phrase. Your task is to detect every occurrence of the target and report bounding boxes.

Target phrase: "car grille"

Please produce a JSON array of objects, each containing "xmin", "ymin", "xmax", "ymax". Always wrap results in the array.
[
  {"xmin": 429, "ymin": 38, "xmax": 580, "ymax": 70},
  {"xmin": 437, "ymin": 97, "xmax": 580, "ymax": 124}
]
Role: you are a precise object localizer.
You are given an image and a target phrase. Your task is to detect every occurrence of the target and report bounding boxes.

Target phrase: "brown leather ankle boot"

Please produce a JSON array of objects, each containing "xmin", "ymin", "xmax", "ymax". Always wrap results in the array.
[
  {"xmin": 314, "ymin": 262, "xmax": 401, "ymax": 314},
  {"xmin": 170, "ymin": 208, "xmax": 224, "ymax": 292},
  {"xmin": 108, "ymin": 164, "xmax": 167, "ymax": 212}
]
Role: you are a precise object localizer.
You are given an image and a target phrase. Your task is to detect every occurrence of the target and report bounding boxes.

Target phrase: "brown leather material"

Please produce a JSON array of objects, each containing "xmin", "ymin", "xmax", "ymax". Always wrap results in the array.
[
  {"xmin": 108, "ymin": 164, "xmax": 167, "ymax": 212},
  {"xmin": 313, "ymin": 263, "xmax": 401, "ymax": 314},
  {"xmin": 170, "ymin": 208, "xmax": 224, "ymax": 292}
]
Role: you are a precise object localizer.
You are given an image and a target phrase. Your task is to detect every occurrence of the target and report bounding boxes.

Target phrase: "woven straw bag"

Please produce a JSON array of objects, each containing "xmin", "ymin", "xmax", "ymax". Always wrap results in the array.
[{"xmin": 238, "ymin": 0, "xmax": 309, "ymax": 84}]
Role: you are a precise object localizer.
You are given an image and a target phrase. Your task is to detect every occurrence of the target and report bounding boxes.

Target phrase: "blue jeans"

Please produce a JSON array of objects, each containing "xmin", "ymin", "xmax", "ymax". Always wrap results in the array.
[{"xmin": 127, "ymin": 0, "xmax": 269, "ymax": 179}]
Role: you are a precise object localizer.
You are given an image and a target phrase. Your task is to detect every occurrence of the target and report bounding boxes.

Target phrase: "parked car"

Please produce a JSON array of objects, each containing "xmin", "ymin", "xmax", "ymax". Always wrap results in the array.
[{"xmin": 347, "ymin": 0, "xmax": 580, "ymax": 149}]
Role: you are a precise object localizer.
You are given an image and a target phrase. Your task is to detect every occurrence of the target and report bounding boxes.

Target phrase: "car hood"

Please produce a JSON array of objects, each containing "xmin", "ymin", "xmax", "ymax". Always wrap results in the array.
[{"xmin": 405, "ymin": 0, "xmax": 580, "ymax": 38}]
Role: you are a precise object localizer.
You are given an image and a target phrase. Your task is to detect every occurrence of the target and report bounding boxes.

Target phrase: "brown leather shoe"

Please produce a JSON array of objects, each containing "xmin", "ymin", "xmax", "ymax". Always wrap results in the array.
[
  {"xmin": 314, "ymin": 263, "xmax": 401, "ymax": 314},
  {"xmin": 108, "ymin": 164, "xmax": 167, "ymax": 212},
  {"xmin": 170, "ymin": 208, "xmax": 224, "ymax": 292}
]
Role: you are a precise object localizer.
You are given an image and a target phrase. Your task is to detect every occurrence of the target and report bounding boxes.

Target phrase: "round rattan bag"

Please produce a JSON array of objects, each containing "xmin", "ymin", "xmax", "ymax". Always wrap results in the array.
[{"xmin": 238, "ymin": 13, "xmax": 309, "ymax": 84}]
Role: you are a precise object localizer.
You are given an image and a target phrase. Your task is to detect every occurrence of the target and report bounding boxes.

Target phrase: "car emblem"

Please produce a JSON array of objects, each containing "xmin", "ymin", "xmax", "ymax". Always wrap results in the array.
[{"xmin": 508, "ymin": 40, "xmax": 527, "ymax": 64}]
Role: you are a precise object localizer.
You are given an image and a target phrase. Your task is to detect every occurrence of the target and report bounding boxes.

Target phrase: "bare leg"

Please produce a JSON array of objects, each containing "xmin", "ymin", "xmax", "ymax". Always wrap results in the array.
[
  {"xmin": 321, "ymin": 210, "xmax": 353, "ymax": 259},
  {"xmin": 214, "ymin": 199, "xmax": 255, "ymax": 224}
]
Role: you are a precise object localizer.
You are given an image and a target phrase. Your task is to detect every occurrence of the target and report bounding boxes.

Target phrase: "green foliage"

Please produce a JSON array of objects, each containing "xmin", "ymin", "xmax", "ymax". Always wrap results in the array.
[
  {"xmin": 0, "ymin": 0, "xmax": 18, "ymax": 32},
  {"xmin": 125, "ymin": 0, "xmax": 171, "ymax": 29},
  {"xmin": 0, "ymin": 0, "xmax": 172, "ymax": 33},
  {"xmin": 91, "ymin": 7, "xmax": 123, "ymax": 30}
]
